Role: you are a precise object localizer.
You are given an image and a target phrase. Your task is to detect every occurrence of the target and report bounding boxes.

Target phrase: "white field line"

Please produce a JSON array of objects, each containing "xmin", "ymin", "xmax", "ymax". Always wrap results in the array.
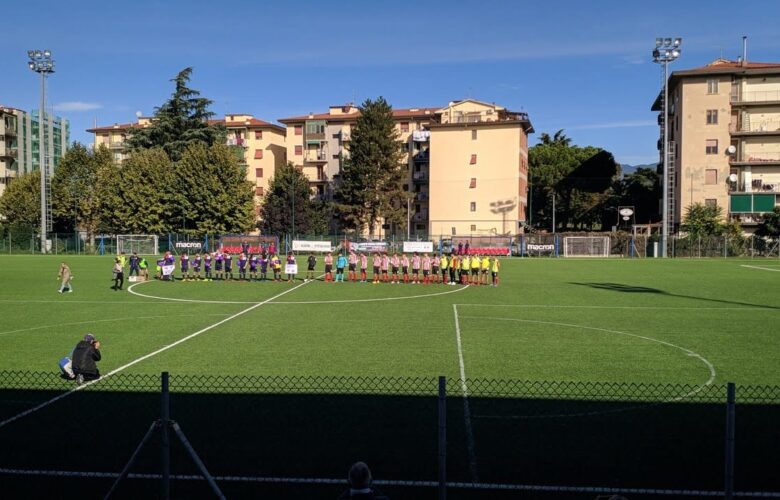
[
  {"xmin": 0, "ymin": 279, "xmax": 313, "ymax": 430},
  {"xmin": 453, "ymin": 304, "xmax": 479, "ymax": 483},
  {"xmin": 456, "ymin": 303, "xmax": 777, "ymax": 311},
  {"xmin": 0, "ymin": 314, "xmax": 229, "ymax": 338},
  {"xmin": 3, "ymin": 468, "xmax": 776, "ymax": 497},
  {"xmin": 741, "ymin": 264, "xmax": 780, "ymax": 272},
  {"xmin": 458, "ymin": 315, "xmax": 717, "ymax": 419}
]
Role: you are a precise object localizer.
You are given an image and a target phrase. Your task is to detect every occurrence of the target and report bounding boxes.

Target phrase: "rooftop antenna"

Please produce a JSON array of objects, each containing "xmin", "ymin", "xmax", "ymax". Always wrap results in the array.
[{"xmin": 742, "ymin": 35, "xmax": 748, "ymax": 66}]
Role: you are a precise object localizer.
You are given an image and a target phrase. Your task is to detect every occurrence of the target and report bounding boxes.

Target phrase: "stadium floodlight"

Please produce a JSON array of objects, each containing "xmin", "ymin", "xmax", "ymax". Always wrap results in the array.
[
  {"xmin": 27, "ymin": 48, "xmax": 55, "ymax": 254},
  {"xmin": 652, "ymin": 37, "xmax": 682, "ymax": 258}
]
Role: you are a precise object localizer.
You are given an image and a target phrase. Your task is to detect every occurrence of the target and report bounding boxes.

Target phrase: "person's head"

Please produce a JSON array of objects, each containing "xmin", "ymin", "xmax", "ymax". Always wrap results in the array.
[
  {"xmin": 115, "ymin": 258, "xmax": 120, "ymax": 263},
  {"xmin": 83, "ymin": 333, "xmax": 97, "ymax": 344},
  {"xmin": 347, "ymin": 461, "xmax": 372, "ymax": 490}
]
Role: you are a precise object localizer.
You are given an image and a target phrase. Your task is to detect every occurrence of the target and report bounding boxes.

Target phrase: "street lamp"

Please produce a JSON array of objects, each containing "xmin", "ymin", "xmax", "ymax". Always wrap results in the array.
[
  {"xmin": 653, "ymin": 37, "xmax": 681, "ymax": 258},
  {"xmin": 27, "ymin": 49, "xmax": 55, "ymax": 254}
]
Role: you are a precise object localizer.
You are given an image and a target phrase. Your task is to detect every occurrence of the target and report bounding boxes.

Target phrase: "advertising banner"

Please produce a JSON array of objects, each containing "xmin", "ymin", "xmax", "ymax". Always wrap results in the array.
[
  {"xmin": 352, "ymin": 241, "xmax": 388, "ymax": 252},
  {"xmin": 285, "ymin": 264, "xmax": 298, "ymax": 275},
  {"xmin": 162, "ymin": 264, "xmax": 175, "ymax": 276},
  {"xmin": 292, "ymin": 240, "xmax": 332, "ymax": 252},
  {"xmin": 175, "ymin": 241, "xmax": 203, "ymax": 250},
  {"xmin": 402, "ymin": 241, "xmax": 434, "ymax": 253}
]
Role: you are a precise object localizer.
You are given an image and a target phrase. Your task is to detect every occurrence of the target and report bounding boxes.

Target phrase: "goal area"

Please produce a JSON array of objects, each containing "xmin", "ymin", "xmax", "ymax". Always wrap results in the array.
[
  {"xmin": 563, "ymin": 236, "xmax": 610, "ymax": 257},
  {"xmin": 117, "ymin": 235, "xmax": 159, "ymax": 255}
]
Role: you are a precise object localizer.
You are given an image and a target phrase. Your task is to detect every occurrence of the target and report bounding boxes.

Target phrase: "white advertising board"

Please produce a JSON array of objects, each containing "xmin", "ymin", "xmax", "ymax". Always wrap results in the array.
[
  {"xmin": 353, "ymin": 241, "xmax": 388, "ymax": 252},
  {"xmin": 285, "ymin": 264, "xmax": 298, "ymax": 275},
  {"xmin": 403, "ymin": 241, "xmax": 434, "ymax": 253},
  {"xmin": 162, "ymin": 264, "xmax": 175, "ymax": 276},
  {"xmin": 292, "ymin": 240, "xmax": 332, "ymax": 252}
]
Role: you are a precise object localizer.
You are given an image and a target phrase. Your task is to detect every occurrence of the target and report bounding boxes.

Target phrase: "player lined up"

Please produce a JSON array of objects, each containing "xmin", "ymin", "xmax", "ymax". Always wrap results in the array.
[
  {"xmin": 322, "ymin": 250, "xmax": 500, "ymax": 286},
  {"xmin": 158, "ymin": 250, "xmax": 297, "ymax": 282}
]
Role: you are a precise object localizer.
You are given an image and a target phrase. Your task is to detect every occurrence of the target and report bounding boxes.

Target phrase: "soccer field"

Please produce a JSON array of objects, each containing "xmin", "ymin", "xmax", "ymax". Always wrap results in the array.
[
  {"xmin": 0, "ymin": 255, "xmax": 778, "ymax": 384},
  {"xmin": 1, "ymin": 255, "xmax": 779, "ymax": 499}
]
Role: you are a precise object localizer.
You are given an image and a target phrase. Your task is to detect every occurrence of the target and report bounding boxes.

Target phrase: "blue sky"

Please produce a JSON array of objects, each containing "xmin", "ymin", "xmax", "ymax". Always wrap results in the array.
[{"xmin": 2, "ymin": 0, "xmax": 779, "ymax": 165}]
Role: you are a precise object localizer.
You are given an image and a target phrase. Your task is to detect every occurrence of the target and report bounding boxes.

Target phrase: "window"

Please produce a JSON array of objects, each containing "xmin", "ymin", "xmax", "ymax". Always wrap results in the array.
[
  {"xmin": 255, "ymin": 187, "xmax": 264, "ymax": 196},
  {"xmin": 400, "ymin": 122, "xmax": 409, "ymax": 133},
  {"xmin": 332, "ymin": 154, "xmax": 340, "ymax": 159},
  {"xmin": 705, "ymin": 169, "xmax": 718, "ymax": 185},
  {"xmin": 706, "ymin": 110, "xmax": 718, "ymax": 125},
  {"xmin": 294, "ymin": 125, "xmax": 302, "ymax": 136},
  {"xmin": 470, "ymin": 202, "xmax": 476, "ymax": 212},
  {"xmin": 469, "ymin": 178, "xmax": 477, "ymax": 188},
  {"xmin": 254, "ymin": 149, "xmax": 263, "ymax": 159},
  {"xmin": 317, "ymin": 166, "xmax": 324, "ymax": 180},
  {"xmin": 294, "ymin": 145, "xmax": 303, "ymax": 156},
  {"xmin": 255, "ymin": 130, "xmax": 263, "ymax": 140},
  {"xmin": 705, "ymin": 139, "xmax": 718, "ymax": 155},
  {"xmin": 255, "ymin": 168, "xmax": 263, "ymax": 178},
  {"xmin": 470, "ymin": 154, "xmax": 477, "ymax": 165},
  {"xmin": 707, "ymin": 79, "xmax": 719, "ymax": 94},
  {"xmin": 705, "ymin": 198, "xmax": 717, "ymax": 207},
  {"xmin": 470, "ymin": 224, "xmax": 477, "ymax": 231},
  {"xmin": 471, "ymin": 130, "xmax": 477, "ymax": 140}
]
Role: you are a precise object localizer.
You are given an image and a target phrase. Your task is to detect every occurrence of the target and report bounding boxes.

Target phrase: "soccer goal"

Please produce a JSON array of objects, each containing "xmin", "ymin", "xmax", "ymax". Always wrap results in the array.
[
  {"xmin": 563, "ymin": 236, "xmax": 610, "ymax": 257},
  {"xmin": 117, "ymin": 234, "xmax": 159, "ymax": 255}
]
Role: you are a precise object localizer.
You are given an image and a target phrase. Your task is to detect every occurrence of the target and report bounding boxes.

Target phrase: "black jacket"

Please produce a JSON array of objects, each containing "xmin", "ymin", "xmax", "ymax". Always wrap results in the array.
[{"xmin": 71, "ymin": 341, "xmax": 101, "ymax": 375}]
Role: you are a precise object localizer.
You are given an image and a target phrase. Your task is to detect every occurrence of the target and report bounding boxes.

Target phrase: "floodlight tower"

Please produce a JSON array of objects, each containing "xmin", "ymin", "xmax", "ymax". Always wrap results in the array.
[
  {"xmin": 27, "ymin": 49, "xmax": 55, "ymax": 254},
  {"xmin": 652, "ymin": 37, "xmax": 681, "ymax": 258}
]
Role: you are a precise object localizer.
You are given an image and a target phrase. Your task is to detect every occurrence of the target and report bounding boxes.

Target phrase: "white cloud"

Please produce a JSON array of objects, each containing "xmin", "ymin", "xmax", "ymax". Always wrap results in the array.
[
  {"xmin": 568, "ymin": 120, "xmax": 656, "ymax": 130},
  {"xmin": 54, "ymin": 101, "xmax": 103, "ymax": 112}
]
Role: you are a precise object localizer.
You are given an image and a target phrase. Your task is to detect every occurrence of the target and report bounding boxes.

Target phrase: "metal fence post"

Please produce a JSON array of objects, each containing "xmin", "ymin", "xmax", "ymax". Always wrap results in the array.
[
  {"xmin": 161, "ymin": 371, "xmax": 171, "ymax": 500},
  {"xmin": 725, "ymin": 382, "xmax": 736, "ymax": 500},
  {"xmin": 438, "ymin": 376, "xmax": 447, "ymax": 500}
]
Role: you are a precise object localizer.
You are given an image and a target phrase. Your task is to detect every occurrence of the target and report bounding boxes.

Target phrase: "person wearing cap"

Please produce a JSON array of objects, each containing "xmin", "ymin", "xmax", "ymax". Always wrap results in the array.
[
  {"xmin": 71, "ymin": 334, "xmax": 102, "ymax": 385},
  {"xmin": 338, "ymin": 461, "xmax": 388, "ymax": 499}
]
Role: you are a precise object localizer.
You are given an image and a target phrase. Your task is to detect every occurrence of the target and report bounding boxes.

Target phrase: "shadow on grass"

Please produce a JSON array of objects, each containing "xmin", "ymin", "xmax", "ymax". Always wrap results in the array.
[
  {"xmin": 570, "ymin": 282, "xmax": 780, "ymax": 310},
  {"xmin": 1, "ymin": 389, "xmax": 779, "ymax": 499}
]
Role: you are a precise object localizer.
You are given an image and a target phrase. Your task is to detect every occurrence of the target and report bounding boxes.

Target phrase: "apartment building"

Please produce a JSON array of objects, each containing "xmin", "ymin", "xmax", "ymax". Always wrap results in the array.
[
  {"xmin": 0, "ymin": 105, "xmax": 70, "ymax": 197},
  {"xmin": 87, "ymin": 114, "xmax": 286, "ymax": 216},
  {"xmin": 279, "ymin": 99, "xmax": 533, "ymax": 236},
  {"xmin": 652, "ymin": 58, "xmax": 780, "ymax": 230}
]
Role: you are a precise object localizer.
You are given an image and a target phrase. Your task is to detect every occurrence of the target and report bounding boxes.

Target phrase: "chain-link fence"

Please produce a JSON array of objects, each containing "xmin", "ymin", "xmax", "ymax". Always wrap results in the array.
[{"xmin": 1, "ymin": 371, "xmax": 778, "ymax": 499}]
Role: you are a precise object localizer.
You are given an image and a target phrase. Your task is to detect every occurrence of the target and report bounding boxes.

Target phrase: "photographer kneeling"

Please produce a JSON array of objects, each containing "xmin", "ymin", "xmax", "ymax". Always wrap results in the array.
[{"xmin": 72, "ymin": 334, "xmax": 102, "ymax": 385}]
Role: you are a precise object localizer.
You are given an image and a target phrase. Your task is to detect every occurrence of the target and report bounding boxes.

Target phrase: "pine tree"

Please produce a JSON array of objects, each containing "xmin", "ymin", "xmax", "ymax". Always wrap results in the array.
[
  {"xmin": 336, "ymin": 97, "xmax": 408, "ymax": 236},
  {"xmin": 126, "ymin": 67, "xmax": 225, "ymax": 161}
]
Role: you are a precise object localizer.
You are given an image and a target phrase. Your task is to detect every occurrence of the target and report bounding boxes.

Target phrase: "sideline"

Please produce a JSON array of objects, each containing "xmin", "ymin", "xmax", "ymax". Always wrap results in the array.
[
  {"xmin": 741, "ymin": 264, "xmax": 780, "ymax": 273},
  {"xmin": 0, "ymin": 279, "xmax": 314, "ymax": 430}
]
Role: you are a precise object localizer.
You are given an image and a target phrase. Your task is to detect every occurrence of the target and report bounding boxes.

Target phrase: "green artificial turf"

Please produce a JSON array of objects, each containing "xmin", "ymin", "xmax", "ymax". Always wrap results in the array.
[{"xmin": 0, "ymin": 255, "xmax": 777, "ymax": 385}]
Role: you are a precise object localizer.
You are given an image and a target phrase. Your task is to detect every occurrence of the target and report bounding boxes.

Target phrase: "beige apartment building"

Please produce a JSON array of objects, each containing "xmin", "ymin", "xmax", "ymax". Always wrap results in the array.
[
  {"xmin": 652, "ymin": 59, "xmax": 780, "ymax": 230},
  {"xmin": 279, "ymin": 99, "xmax": 533, "ymax": 236},
  {"xmin": 87, "ymin": 114, "xmax": 286, "ymax": 218}
]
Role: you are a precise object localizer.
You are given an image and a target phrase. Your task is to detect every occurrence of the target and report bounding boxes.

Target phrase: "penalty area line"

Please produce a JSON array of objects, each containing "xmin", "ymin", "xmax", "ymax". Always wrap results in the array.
[{"xmin": 0, "ymin": 279, "xmax": 314, "ymax": 430}]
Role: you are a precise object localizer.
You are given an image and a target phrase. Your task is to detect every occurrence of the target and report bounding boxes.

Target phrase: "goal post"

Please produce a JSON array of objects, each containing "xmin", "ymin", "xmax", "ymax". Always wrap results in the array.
[
  {"xmin": 116, "ymin": 235, "xmax": 159, "ymax": 255},
  {"xmin": 563, "ymin": 236, "xmax": 610, "ymax": 258}
]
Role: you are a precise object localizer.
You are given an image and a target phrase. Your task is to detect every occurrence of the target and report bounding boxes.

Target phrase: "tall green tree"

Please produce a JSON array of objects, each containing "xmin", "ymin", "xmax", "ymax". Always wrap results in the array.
[
  {"xmin": 175, "ymin": 143, "xmax": 256, "ymax": 234},
  {"xmin": 336, "ymin": 97, "xmax": 408, "ymax": 235},
  {"xmin": 614, "ymin": 167, "xmax": 660, "ymax": 224},
  {"xmin": 126, "ymin": 67, "xmax": 225, "ymax": 161},
  {"xmin": 260, "ymin": 162, "xmax": 329, "ymax": 236},
  {"xmin": 51, "ymin": 143, "xmax": 118, "ymax": 246},
  {"xmin": 110, "ymin": 148, "xmax": 178, "ymax": 233},
  {"xmin": 680, "ymin": 203, "xmax": 728, "ymax": 238},
  {"xmin": 755, "ymin": 206, "xmax": 780, "ymax": 240},
  {"xmin": 0, "ymin": 170, "xmax": 41, "ymax": 227},
  {"xmin": 529, "ymin": 132, "xmax": 619, "ymax": 231}
]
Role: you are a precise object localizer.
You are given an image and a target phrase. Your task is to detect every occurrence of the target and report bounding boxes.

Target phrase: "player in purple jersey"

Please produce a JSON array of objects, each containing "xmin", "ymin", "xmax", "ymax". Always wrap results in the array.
[
  {"xmin": 203, "ymin": 252, "xmax": 212, "ymax": 280},
  {"xmin": 237, "ymin": 253, "xmax": 247, "ymax": 280},
  {"xmin": 224, "ymin": 252, "xmax": 234, "ymax": 280},
  {"xmin": 191, "ymin": 253, "xmax": 202, "ymax": 280},
  {"xmin": 249, "ymin": 254, "xmax": 258, "ymax": 281},
  {"xmin": 215, "ymin": 252, "xmax": 224, "ymax": 280},
  {"xmin": 180, "ymin": 252, "xmax": 190, "ymax": 281}
]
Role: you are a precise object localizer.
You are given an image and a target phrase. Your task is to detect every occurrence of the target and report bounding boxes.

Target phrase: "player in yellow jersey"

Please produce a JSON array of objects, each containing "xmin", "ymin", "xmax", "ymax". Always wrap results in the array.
[
  {"xmin": 470, "ymin": 254, "xmax": 481, "ymax": 285},
  {"xmin": 491, "ymin": 256, "xmax": 501, "ymax": 287},
  {"xmin": 480, "ymin": 253, "xmax": 490, "ymax": 285}
]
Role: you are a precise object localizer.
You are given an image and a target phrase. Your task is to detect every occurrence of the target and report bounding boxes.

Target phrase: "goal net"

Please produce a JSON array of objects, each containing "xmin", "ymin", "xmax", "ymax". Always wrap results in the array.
[
  {"xmin": 563, "ymin": 236, "xmax": 610, "ymax": 257},
  {"xmin": 117, "ymin": 235, "xmax": 159, "ymax": 255}
]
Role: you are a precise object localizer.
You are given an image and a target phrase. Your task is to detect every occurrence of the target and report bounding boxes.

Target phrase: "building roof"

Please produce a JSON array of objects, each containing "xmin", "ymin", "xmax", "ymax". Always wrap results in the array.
[
  {"xmin": 651, "ymin": 58, "xmax": 780, "ymax": 110},
  {"xmin": 278, "ymin": 107, "xmax": 439, "ymax": 124},
  {"xmin": 429, "ymin": 119, "xmax": 534, "ymax": 134},
  {"xmin": 88, "ymin": 116, "xmax": 284, "ymax": 134}
]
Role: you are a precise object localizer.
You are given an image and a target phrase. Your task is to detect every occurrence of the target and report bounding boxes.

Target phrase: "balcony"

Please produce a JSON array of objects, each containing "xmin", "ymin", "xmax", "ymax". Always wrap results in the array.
[
  {"xmin": 305, "ymin": 150, "xmax": 328, "ymax": 163},
  {"xmin": 415, "ymin": 191, "xmax": 429, "ymax": 202},
  {"xmin": 412, "ymin": 171, "xmax": 428, "ymax": 183},
  {"xmin": 730, "ymin": 89, "xmax": 780, "ymax": 105},
  {"xmin": 412, "ymin": 130, "xmax": 430, "ymax": 142},
  {"xmin": 730, "ymin": 120, "xmax": 780, "ymax": 136},
  {"xmin": 730, "ymin": 193, "xmax": 778, "ymax": 218},
  {"xmin": 413, "ymin": 151, "xmax": 430, "ymax": 163},
  {"xmin": 341, "ymin": 131, "xmax": 351, "ymax": 142},
  {"xmin": 3, "ymin": 126, "xmax": 16, "ymax": 137},
  {"xmin": 730, "ymin": 151, "xmax": 780, "ymax": 165},
  {"xmin": 0, "ymin": 146, "xmax": 17, "ymax": 158},
  {"xmin": 109, "ymin": 141, "xmax": 126, "ymax": 149},
  {"xmin": 226, "ymin": 137, "xmax": 246, "ymax": 147},
  {"xmin": 412, "ymin": 212, "xmax": 429, "ymax": 222}
]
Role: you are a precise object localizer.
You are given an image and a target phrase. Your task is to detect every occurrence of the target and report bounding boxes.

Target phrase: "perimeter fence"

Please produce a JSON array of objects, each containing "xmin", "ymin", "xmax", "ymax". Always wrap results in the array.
[{"xmin": 1, "ymin": 371, "xmax": 779, "ymax": 499}]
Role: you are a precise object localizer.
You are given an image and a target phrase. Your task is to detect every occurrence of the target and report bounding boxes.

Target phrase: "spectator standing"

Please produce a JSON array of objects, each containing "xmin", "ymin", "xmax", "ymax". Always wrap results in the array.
[
  {"xmin": 112, "ymin": 258, "xmax": 124, "ymax": 290},
  {"xmin": 57, "ymin": 262, "xmax": 73, "ymax": 293},
  {"xmin": 128, "ymin": 252, "xmax": 140, "ymax": 277}
]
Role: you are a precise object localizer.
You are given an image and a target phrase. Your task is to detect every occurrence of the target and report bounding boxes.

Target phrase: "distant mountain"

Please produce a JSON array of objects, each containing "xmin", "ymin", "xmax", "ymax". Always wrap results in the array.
[{"xmin": 620, "ymin": 163, "xmax": 656, "ymax": 176}]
